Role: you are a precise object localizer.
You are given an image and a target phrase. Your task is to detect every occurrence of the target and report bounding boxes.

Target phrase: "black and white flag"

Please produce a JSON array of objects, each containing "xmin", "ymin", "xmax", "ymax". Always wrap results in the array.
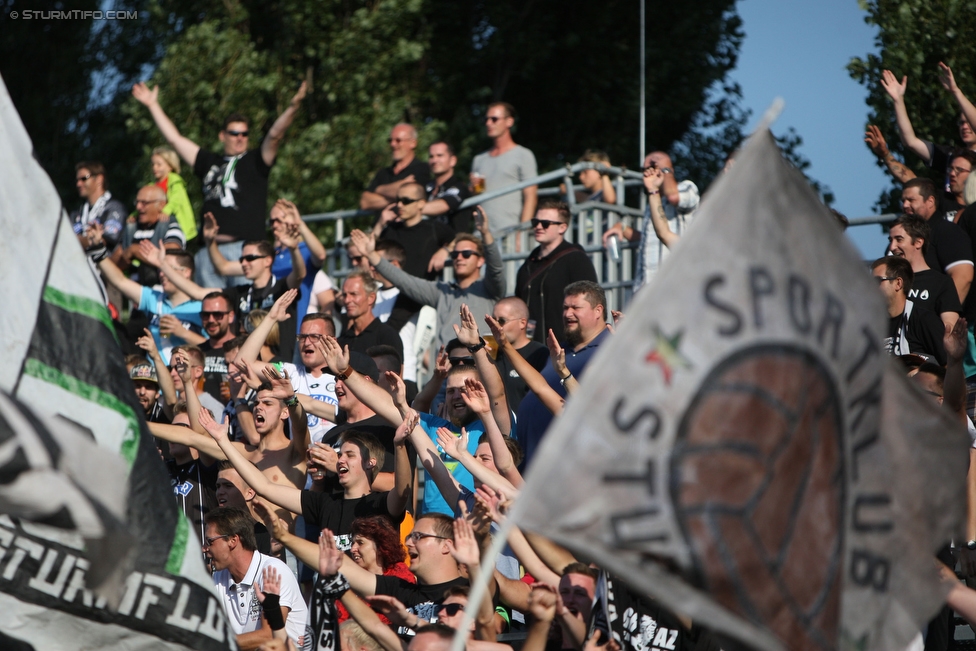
[{"xmin": 515, "ymin": 130, "xmax": 969, "ymax": 651}]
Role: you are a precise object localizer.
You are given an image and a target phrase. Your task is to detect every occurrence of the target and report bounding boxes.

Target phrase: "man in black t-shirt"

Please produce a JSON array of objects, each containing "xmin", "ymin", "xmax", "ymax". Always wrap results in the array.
[
  {"xmin": 424, "ymin": 141, "xmax": 475, "ymax": 234},
  {"xmin": 132, "ymin": 80, "xmax": 307, "ymax": 288},
  {"xmin": 360, "ymin": 123, "xmax": 431, "ymax": 211},
  {"xmin": 887, "ymin": 214, "xmax": 961, "ymax": 329},
  {"xmin": 902, "ymin": 178, "xmax": 973, "ymax": 305},
  {"xmin": 157, "ymin": 239, "xmax": 305, "ymax": 361},
  {"xmin": 372, "ymin": 183, "xmax": 456, "ymax": 280},
  {"xmin": 337, "ymin": 270, "xmax": 405, "ymax": 360},
  {"xmin": 872, "ymin": 257, "xmax": 947, "ymax": 365},
  {"xmin": 198, "ymin": 291, "xmax": 238, "ymax": 401},
  {"xmin": 491, "ymin": 297, "xmax": 549, "ymax": 408}
]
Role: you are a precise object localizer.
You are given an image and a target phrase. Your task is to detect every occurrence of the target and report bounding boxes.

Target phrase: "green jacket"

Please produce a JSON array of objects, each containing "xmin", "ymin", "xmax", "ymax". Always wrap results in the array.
[{"xmin": 160, "ymin": 172, "xmax": 197, "ymax": 241}]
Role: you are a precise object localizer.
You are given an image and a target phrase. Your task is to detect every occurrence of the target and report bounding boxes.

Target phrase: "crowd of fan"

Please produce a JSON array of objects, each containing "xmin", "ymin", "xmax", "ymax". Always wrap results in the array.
[{"xmin": 63, "ymin": 62, "xmax": 976, "ymax": 651}]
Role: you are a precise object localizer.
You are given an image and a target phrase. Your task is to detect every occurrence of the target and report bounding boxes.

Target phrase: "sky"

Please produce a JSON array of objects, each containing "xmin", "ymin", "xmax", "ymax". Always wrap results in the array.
[{"xmin": 729, "ymin": 0, "xmax": 892, "ymax": 258}]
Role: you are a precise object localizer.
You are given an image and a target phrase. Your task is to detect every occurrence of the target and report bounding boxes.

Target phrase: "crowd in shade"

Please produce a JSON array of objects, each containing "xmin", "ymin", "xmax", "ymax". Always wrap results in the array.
[{"xmin": 62, "ymin": 61, "xmax": 976, "ymax": 651}]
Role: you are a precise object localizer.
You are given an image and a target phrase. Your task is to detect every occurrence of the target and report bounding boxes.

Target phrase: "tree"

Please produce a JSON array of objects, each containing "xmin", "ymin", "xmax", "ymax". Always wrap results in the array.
[{"xmin": 848, "ymin": 0, "xmax": 976, "ymax": 211}]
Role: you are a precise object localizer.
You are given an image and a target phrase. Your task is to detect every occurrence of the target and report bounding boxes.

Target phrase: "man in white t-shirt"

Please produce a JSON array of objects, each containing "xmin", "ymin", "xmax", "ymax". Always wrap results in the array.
[{"xmin": 205, "ymin": 507, "xmax": 308, "ymax": 647}]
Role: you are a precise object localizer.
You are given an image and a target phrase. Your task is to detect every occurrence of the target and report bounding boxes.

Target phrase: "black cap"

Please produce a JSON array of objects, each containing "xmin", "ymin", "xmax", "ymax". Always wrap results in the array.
[{"xmin": 346, "ymin": 351, "xmax": 380, "ymax": 382}]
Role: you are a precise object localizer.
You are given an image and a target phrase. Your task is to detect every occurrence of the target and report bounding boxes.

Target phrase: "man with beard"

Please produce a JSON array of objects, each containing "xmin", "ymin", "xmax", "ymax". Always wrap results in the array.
[
  {"xmin": 516, "ymin": 281, "xmax": 609, "ymax": 467},
  {"xmin": 199, "ymin": 291, "xmax": 238, "ymax": 402},
  {"xmin": 318, "ymin": 336, "xmax": 485, "ymax": 516},
  {"xmin": 236, "ymin": 290, "xmax": 339, "ymax": 444},
  {"xmin": 130, "ymin": 362, "xmax": 169, "ymax": 423}
]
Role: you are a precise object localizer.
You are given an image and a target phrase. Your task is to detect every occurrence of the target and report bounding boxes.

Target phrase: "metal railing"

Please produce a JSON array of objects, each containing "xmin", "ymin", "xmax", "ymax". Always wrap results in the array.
[{"xmin": 303, "ymin": 162, "xmax": 649, "ymax": 314}]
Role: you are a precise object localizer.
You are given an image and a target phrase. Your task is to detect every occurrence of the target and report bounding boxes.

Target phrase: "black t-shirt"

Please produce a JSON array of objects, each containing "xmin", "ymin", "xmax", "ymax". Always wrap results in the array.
[
  {"xmin": 496, "ymin": 341, "xmax": 549, "ymax": 409},
  {"xmin": 374, "ymin": 575, "xmax": 469, "ymax": 636},
  {"xmin": 955, "ymin": 206, "xmax": 976, "ymax": 319},
  {"xmin": 226, "ymin": 276, "xmax": 298, "ymax": 361},
  {"xmin": 367, "ymin": 158, "xmax": 431, "ymax": 193},
  {"xmin": 194, "ymin": 149, "xmax": 272, "ymax": 241},
  {"xmin": 200, "ymin": 339, "xmax": 230, "ymax": 401},
  {"xmin": 426, "ymin": 174, "xmax": 473, "ymax": 234},
  {"xmin": 939, "ymin": 192, "xmax": 966, "ymax": 223},
  {"xmin": 380, "ymin": 219, "xmax": 456, "ymax": 280},
  {"xmin": 300, "ymin": 490, "xmax": 403, "ymax": 549},
  {"xmin": 923, "ymin": 212, "xmax": 973, "ymax": 275},
  {"xmin": 319, "ymin": 414, "xmax": 402, "ymax": 493},
  {"xmin": 337, "ymin": 317, "xmax": 404, "ymax": 359},
  {"xmin": 909, "ymin": 268, "xmax": 961, "ymax": 317},
  {"xmin": 886, "ymin": 303, "xmax": 947, "ymax": 365}
]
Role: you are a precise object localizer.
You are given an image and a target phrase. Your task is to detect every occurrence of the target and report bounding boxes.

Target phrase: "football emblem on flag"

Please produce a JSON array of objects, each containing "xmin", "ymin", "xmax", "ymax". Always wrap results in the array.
[{"xmin": 671, "ymin": 345, "xmax": 844, "ymax": 650}]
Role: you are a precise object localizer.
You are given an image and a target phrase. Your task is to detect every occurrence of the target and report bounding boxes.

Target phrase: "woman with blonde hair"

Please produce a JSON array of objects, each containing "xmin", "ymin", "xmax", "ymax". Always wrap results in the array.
[{"xmin": 152, "ymin": 146, "xmax": 197, "ymax": 241}]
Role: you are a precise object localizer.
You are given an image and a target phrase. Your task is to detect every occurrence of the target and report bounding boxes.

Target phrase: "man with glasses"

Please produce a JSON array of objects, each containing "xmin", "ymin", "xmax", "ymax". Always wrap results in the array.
[
  {"xmin": 132, "ymin": 80, "xmax": 307, "ymax": 288},
  {"xmin": 151, "ymin": 238, "xmax": 305, "ymax": 361},
  {"xmin": 350, "ymin": 207, "xmax": 505, "ymax": 354},
  {"xmin": 199, "ymin": 291, "xmax": 238, "ymax": 402},
  {"xmin": 71, "ymin": 160, "xmax": 126, "ymax": 250},
  {"xmin": 370, "ymin": 182, "xmax": 456, "ymax": 281},
  {"xmin": 515, "ymin": 199, "xmax": 598, "ymax": 343},
  {"xmin": 872, "ymin": 256, "xmax": 946, "ymax": 364},
  {"xmin": 471, "ymin": 102, "xmax": 538, "ymax": 232},
  {"xmin": 360, "ymin": 123, "xmax": 431, "ymax": 211},
  {"xmin": 491, "ymin": 297, "xmax": 548, "ymax": 408},
  {"xmin": 113, "ymin": 184, "xmax": 186, "ymax": 285},
  {"xmin": 204, "ymin": 507, "xmax": 308, "ymax": 649}
]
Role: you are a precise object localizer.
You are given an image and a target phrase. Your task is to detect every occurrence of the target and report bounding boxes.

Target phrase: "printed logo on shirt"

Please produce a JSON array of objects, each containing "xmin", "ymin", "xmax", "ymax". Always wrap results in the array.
[
  {"xmin": 305, "ymin": 394, "xmax": 339, "ymax": 429},
  {"xmin": 173, "ymin": 481, "xmax": 193, "ymax": 496},
  {"xmin": 620, "ymin": 609, "xmax": 678, "ymax": 651}
]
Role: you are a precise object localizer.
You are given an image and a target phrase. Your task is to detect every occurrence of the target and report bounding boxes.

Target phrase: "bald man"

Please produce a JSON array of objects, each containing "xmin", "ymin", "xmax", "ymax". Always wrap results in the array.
[
  {"xmin": 492, "ymin": 296, "xmax": 549, "ymax": 407},
  {"xmin": 113, "ymin": 184, "xmax": 187, "ymax": 283},
  {"xmin": 360, "ymin": 123, "xmax": 431, "ymax": 210}
]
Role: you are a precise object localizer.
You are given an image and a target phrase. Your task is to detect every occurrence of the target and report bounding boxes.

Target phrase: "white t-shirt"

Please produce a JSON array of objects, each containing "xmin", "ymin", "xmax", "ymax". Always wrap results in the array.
[
  {"xmin": 374, "ymin": 286, "xmax": 399, "ymax": 322},
  {"xmin": 306, "ymin": 270, "xmax": 336, "ymax": 315},
  {"xmin": 212, "ymin": 551, "xmax": 308, "ymax": 645},
  {"xmin": 282, "ymin": 362, "xmax": 338, "ymax": 444}
]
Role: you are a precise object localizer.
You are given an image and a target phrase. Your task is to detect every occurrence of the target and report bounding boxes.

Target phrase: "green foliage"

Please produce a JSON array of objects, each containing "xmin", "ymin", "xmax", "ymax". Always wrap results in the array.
[{"xmin": 848, "ymin": 0, "xmax": 976, "ymax": 211}]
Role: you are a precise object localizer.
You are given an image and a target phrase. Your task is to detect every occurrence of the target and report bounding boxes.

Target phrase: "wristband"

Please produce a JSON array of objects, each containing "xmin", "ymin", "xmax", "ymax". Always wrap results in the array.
[
  {"xmin": 285, "ymin": 395, "xmax": 299, "ymax": 408},
  {"xmin": 466, "ymin": 337, "xmax": 487, "ymax": 354},
  {"xmin": 261, "ymin": 593, "xmax": 285, "ymax": 630},
  {"xmin": 645, "ymin": 189, "xmax": 659, "ymax": 196},
  {"xmin": 234, "ymin": 398, "xmax": 251, "ymax": 410},
  {"xmin": 87, "ymin": 243, "xmax": 109, "ymax": 263},
  {"xmin": 335, "ymin": 366, "xmax": 351, "ymax": 381},
  {"xmin": 559, "ymin": 373, "xmax": 573, "ymax": 387}
]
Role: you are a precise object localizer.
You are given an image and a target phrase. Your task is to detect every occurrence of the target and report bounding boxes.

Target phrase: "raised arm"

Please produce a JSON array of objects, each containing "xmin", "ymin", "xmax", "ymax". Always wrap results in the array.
[
  {"xmin": 520, "ymin": 185, "xmax": 539, "ymax": 224},
  {"xmin": 261, "ymin": 366, "xmax": 311, "ymax": 459},
  {"xmin": 387, "ymin": 410, "xmax": 416, "ymax": 518},
  {"xmin": 262, "ymin": 81, "xmax": 307, "ymax": 167},
  {"xmin": 198, "ymin": 408, "xmax": 304, "ymax": 515},
  {"xmin": 450, "ymin": 513, "xmax": 498, "ymax": 641},
  {"xmin": 546, "ymin": 330, "xmax": 579, "ymax": 395},
  {"xmin": 948, "ymin": 265, "xmax": 973, "ymax": 305},
  {"xmin": 436, "ymin": 425, "xmax": 518, "ymax": 497},
  {"xmin": 276, "ymin": 223, "xmax": 307, "ymax": 290},
  {"xmin": 143, "ymin": 240, "xmax": 214, "ymax": 300},
  {"xmin": 455, "ymin": 304, "xmax": 511, "ymax": 435},
  {"xmin": 135, "ymin": 328, "xmax": 178, "ymax": 412},
  {"xmin": 476, "ymin": 208, "xmax": 506, "ymax": 300},
  {"xmin": 457, "ymin": 376, "xmax": 521, "ymax": 487},
  {"xmin": 412, "ymin": 346, "xmax": 449, "ymax": 413},
  {"xmin": 237, "ymin": 289, "xmax": 298, "ymax": 367},
  {"xmin": 319, "ymin": 527, "xmax": 380, "ymax": 596},
  {"xmin": 318, "ymin": 336, "xmax": 403, "ymax": 426},
  {"xmin": 880, "ymin": 70, "xmax": 933, "ymax": 163},
  {"xmin": 486, "ymin": 315, "xmax": 565, "ymax": 416},
  {"xmin": 203, "ymin": 215, "xmax": 244, "ymax": 276},
  {"xmin": 645, "ymin": 168, "xmax": 679, "ymax": 249},
  {"xmin": 864, "ymin": 125, "xmax": 916, "ymax": 183},
  {"xmin": 939, "ymin": 63, "xmax": 976, "ymax": 141},
  {"xmin": 408, "ymin": 424, "xmax": 462, "ymax": 508},
  {"xmin": 352, "ymin": 229, "xmax": 441, "ymax": 307},
  {"xmin": 131, "ymin": 83, "xmax": 201, "ymax": 167},
  {"xmin": 148, "ymin": 422, "xmax": 226, "ymax": 460},
  {"xmin": 279, "ymin": 199, "xmax": 326, "ymax": 266},
  {"xmin": 97, "ymin": 255, "xmax": 145, "ymax": 305}
]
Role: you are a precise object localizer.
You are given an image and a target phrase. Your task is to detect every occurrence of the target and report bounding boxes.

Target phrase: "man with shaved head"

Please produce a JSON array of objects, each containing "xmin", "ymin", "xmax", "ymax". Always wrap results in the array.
[
  {"xmin": 492, "ymin": 296, "xmax": 549, "ymax": 407},
  {"xmin": 113, "ymin": 183, "xmax": 186, "ymax": 284},
  {"xmin": 371, "ymin": 181, "xmax": 455, "ymax": 281},
  {"xmin": 360, "ymin": 123, "xmax": 432, "ymax": 210}
]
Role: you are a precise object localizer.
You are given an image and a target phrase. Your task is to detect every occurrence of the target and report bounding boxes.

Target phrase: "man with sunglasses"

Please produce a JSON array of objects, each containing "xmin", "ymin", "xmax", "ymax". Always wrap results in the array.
[
  {"xmin": 71, "ymin": 160, "xmax": 126, "ymax": 250},
  {"xmin": 132, "ymin": 80, "xmax": 307, "ymax": 288},
  {"xmin": 471, "ymin": 102, "xmax": 538, "ymax": 232},
  {"xmin": 350, "ymin": 207, "xmax": 505, "ymax": 354},
  {"xmin": 491, "ymin": 297, "xmax": 549, "ymax": 408},
  {"xmin": 515, "ymin": 199, "xmax": 597, "ymax": 343},
  {"xmin": 872, "ymin": 256, "xmax": 946, "ymax": 364},
  {"xmin": 370, "ymin": 182, "xmax": 456, "ymax": 281},
  {"xmin": 360, "ymin": 123, "xmax": 432, "ymax": 211},
  {"xmin": 199, "ymin": 291, "xmax": 238, "ymax": 401}
]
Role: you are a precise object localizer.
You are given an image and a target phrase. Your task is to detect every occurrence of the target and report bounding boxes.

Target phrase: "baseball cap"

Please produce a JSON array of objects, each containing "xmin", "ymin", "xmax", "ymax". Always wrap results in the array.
[
  {"xmin": 130, "ymin": 363, "xmax": 159, "ymax": 384},
  {"xmin": 346, "ymin": 352, "xmax": 380, "ymax": 382}
]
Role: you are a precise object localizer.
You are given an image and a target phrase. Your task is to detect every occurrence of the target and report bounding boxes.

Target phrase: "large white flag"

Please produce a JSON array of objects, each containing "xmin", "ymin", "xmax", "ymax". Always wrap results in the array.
[
  {"xmin": 0, "ymin": 74, "xmax": 234, "ymax": 650},
  {"xmin": 515, "ymin": 130, "xmax": 969, "ymax": 651}
]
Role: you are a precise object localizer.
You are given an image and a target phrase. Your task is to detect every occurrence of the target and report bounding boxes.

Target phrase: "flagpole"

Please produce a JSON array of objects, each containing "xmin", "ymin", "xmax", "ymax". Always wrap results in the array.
[{"xmin": 639, "ymin": 0, "xmax": 645, "ymax": 166}]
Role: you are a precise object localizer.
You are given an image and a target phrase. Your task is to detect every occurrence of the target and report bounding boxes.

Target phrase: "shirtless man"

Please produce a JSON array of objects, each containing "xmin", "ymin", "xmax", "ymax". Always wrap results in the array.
[{"xmin": 149, "ymin": 366, "xmax": 309, "ymax": 529}]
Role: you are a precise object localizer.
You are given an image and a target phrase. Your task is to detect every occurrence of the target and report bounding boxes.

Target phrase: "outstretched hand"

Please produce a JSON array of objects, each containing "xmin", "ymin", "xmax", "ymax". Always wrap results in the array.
[
  {"xmin": 384, "ymin": 371, "xmax": 409, "ymax": 414},
  {"xmin": 131, "ymin": 81, "xmax": 159, "ymax": 107},
  {"xmin": 268, "ymin": 289, "xmax": 298, "ymax": 323},
  {"xmin": 546, "ymin": 329, "xmax": 568, "ymax": 377},
  {"xmin": 290, "ymin": 80, "xmax": 308, "ymax": 106},
  {"xmin": 349, "ymin": 229, "xmax": 376, "ymax": 257},
  {"xmin": 137, "ymin": 239, "xmax": 167, "ymax": 268},
  {"xmin": 395, "ymin": 409, "xmax": 420, "ymax": 446},
  {"xmin": 453, "ymin": 303, "xmax": 481, "ymax": 347},
  {"xmin": 436, "ymin": 426, "xmax": 468, "ymax": 460},
  {"xmin": 459, "ymin": 377, "xmax": 491, "ymax": 415},
  {"xmin": 864, "ymin": 124, "xmax": 890, "ymax": 159},
  {"xmin": 198, "ymin": 408, "xmax": 229, "ymax": 442},
  {"xmin": 484, "ymin": 315, "xmax": 512, "ymax": 355},
  {"xmin": 946, "ymin": 317, "xmax": 968, "ymax": 364},
  {"xmin": 254, "ymin": 566, "xmax": 282, "ymax": 604},
  {"xmin": 880, "ymin": 69, "xmax": 908, "ymax": 102},
  {"xmin": 234, "ymin": 358, "xmax": 264, "ymax": 390},
  {"xmin": 135, "ymin": 327, "xmax": 159, "ymax": 358},
  {"xmin": 321, "ymin": 336, "xmax": 351, "ymax": 376},
  {"xmin": 262, "ymin": 365, "xmax": 296, "ymax": 402},
  {"xmin": 318, "ymin": 528, "xmax": 344, "ymax": 577},
  {"xmin": 449, "ymin": 506, "xmax": 481, "ymax": 568},
  {"xmin": 938, "ymin": 62, "xmax": 959, "ymax": 93},
  {"xmin": 202, "ymin": 213, "xmax": 219, "ymax": 243}
]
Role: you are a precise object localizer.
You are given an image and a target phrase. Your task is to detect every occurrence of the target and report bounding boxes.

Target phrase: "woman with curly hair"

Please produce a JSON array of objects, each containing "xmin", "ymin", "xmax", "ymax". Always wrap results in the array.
[{"xmin": 338, "ymin": 515, "xmax": 414, "ymax": 624}]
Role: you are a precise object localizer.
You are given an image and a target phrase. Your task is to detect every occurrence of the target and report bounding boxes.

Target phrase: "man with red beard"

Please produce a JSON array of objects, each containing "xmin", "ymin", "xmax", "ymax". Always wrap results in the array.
[{"xmin": 516, "ymin": 281, "xmax": 609, "ymax": 467}]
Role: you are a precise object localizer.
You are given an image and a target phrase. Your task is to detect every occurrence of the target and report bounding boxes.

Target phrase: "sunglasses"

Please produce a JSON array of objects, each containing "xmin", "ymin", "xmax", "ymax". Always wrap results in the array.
[
  {"xmin": 200, "ymin": 310, "xmax": 230, "ymax": 320},
  {"xmin": 396, "ymin": 196, "xmax": 421, "ymax": 205},
  {"xmin": 239, "ymin": 254, "xmax": 269, "ymax": 262},
  {"xmin": 437, "ymin": 603, "xmax": 464, "ymax": 616},
  {"xmin": 225, "ymin": 130, "xmax": 249, "ymax": 137},
  {"xmin": 874, "ymin": 276, "xmax": 896, "ymax": 284},
  {"xmin": 76, "ymin": 173, "xmax": 93, "ymax": 182},
  {"xmin": 449, "ymin": 357, "xmax": 476, "ymax": 367},
  {"xmin": 349, "ymin": 255, "xmax": 366, "ymax": 264},
  {"xmin": 450, "ymin": 250, "xmax": 477, "ymax": 260},
  {"xmin": 485, "ymin": 116, "xmax": 503, "ymax": 123},
  {"xmin": 531, "ymin": 218, "xmax": 562, "ymax": 229},
  {"xmin": 494, "ymin": 317, "xmax": 511, "ymax": 326}
]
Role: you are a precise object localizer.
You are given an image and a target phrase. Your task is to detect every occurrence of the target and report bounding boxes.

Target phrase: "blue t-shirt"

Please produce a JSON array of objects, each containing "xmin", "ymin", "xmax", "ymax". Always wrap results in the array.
[
  {"xmin": 272, "ymin": 241, "xmax": 318, "ymax": 318},
  {"xmin": 139, "ymin": 286, "xmax": 204, "ymax": 364},
  {"xmin": 418, "ymin": 413, "xmax": 484, "ymax": 516},
  {"xmin": 517, "ymin": 327, "xmax": 610, "ymax": 468}
]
